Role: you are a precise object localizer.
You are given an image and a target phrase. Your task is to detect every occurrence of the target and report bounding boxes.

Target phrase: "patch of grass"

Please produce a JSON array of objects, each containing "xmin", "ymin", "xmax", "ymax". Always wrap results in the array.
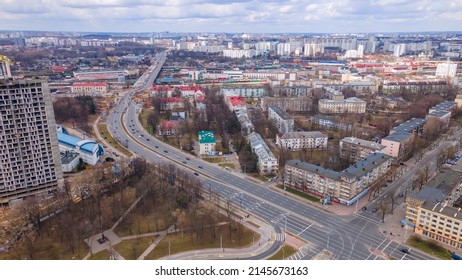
[
  {"xmin": 278, "ymin": 185, "xmax": 320, "ymax": 203},
  {"xmin": 249, "ymin": 173, "xmax": 273, "ymax": 182},
  {"xmin": 138, "ymin": 109, "xmax": 154, "ymax": 135},
  {"xmin": 407, "ymin": 235, "xmax": 452, "ymax": 260},
  {"xmin": 97, "ymin": 123, "xmax": 132, "ymax": 157},
  {"xmin": 267, "ymin": 244, "xmax": 297, "ymax": 260},
  {"xmin": 218, "ymin": 163, "xmax": 235, "ymax": 169},
  {"xmin": 203, "ymin": 157, "xmax": 222, "ymax": 163},
  {"xmin": 113, "ymin": 237, "xmax": 154, "ymax": 260},
  {"xmin": 88, "ymin": 250, "xmax": 110, "ymax": 260},
  {"xmin": 145, "ymin": 222, "xmax": 259, "ymax": 260}
]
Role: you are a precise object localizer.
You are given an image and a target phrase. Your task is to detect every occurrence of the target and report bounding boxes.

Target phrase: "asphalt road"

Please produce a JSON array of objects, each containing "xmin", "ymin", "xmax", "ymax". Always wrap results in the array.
[{"xmin": 106, "ymin": 52, "xmax": 436, "ymax": 260}]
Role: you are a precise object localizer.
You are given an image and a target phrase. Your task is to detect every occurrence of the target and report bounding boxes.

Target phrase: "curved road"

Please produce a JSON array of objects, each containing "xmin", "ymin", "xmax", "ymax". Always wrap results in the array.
[{"xmin": 106, "ymin": 52, "xmax": 437, "ymax": 260}]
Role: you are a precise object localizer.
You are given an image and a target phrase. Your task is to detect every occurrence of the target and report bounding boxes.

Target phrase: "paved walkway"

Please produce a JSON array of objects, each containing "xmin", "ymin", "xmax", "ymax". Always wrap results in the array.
[{"xmin": 159, "ymin": 213, "xmax": 276, "ymax": 260}]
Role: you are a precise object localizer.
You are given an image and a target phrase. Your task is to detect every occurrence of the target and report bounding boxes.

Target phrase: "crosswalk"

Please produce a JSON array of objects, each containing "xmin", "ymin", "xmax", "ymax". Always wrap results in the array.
[{"xmin": 275, "ymin": 233, "xmax": 285, "ymax": 241}]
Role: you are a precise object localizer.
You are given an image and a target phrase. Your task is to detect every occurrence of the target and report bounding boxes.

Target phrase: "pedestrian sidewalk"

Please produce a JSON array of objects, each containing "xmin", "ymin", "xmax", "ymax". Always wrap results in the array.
[{"xmin": 159, "ymin": 209, "xmax": 278, "ymax": 260}]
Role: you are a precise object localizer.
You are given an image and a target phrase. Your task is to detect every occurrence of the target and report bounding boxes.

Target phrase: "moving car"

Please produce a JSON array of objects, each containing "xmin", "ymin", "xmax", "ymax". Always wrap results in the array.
[
  {"xmin": 371, "ymin": 208, "xmax": 378, "ymax": 213},
  {"xmin": 194, "ymin": 172, "xmax": 199, "ymax": 176},
  {"xmin": 361, "ymin": 206, "xmax": 367, "ymax": 211}
]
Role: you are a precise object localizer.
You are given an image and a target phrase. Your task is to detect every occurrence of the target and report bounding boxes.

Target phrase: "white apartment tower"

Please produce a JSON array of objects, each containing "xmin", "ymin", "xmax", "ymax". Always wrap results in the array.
[
  {"xmin": 435, "ymin": 61, "xmax": 458, "ymax": 78},
  {"xmin": 0, "ymin": 79, "xmax": 63, "ymax": 206},
  {"xmin": 393, "ymin": 44, "xmax": 407, "ymax": 57},
  {"xmin": 304, "ymin": 43, "xmax": 324, "ymax": 57}
]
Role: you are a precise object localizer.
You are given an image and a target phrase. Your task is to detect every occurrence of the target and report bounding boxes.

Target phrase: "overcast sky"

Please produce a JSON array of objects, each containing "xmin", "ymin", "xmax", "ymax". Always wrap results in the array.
[{"xmin": 1, "ymin": 0, "xmax": 461, "ymax": 33}]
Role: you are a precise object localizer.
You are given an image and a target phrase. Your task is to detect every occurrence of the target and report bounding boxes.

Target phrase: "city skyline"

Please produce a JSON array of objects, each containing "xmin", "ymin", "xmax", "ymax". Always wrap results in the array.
[{"xmin": 1, "ymin": 0, "xmax": 462, "ymax": 34}]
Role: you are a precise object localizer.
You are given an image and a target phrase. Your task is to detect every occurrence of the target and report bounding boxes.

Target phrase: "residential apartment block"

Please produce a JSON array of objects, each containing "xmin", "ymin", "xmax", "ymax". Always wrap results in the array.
[
  {"xmin": 0, "ymin": 79, "xmax": 63, "ymax": 206},
  {"xmin": 285, "ymin": 153, "xmax": 392, "ymax": 205},
  {"xmin": 268, "ymin": 106, "xmax": 294, "ymax": 134},
  {"xmin": 318, "ymin": 97, "xmax": 367, "ymax": 114},
  {"xmin": 261, "ymin": 97, "xmax": 312, "ymax": 112},
  {"xmin": 340, "ymin": 137, "xmax": 386, "ymax": 162},
  {"xmin": 311, "ymin": 116, "xmax": 352, "ymax": 131},
  {"xmin": 248, "ymin": 132, "xmax": 278, "ymax": 175},
  {"xmin": 381, "ymin": 132, "xmax": 415, "ymax": 160},
  {"xmin": 221, "ymin": 87, "xmax": 266, "ymax": 98},
  {"xmin": 277, "ymin": 131, "xmax": 328, "ymax": 151}
]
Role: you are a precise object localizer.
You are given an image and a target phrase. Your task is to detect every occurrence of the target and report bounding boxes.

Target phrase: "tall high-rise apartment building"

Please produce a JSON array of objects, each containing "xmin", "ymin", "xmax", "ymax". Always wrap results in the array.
[{"xmin": 0, "ymin": 79, "xmax": 63, "ymax": 206}]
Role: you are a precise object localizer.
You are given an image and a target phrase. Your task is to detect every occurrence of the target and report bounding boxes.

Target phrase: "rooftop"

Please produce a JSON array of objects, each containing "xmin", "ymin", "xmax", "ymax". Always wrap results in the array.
[
  {"xmin": 392, "ymin": 118, "xmax": 426, "ymax": 134},
  {"xmin": 342, "ymin": 153, "xmax": 392, "ymax": 178},
  {"xmin": 319, "ymin": 97, "xmax": 366, "ymax": 104},
  {"xmin": 421, "ymin": 200, "xmax": 462, "ymax": 222},
  {"xmin": 60, "ymin": 151, "xmax": 80, "ymax": 164},
  {"xmin": 287, "ymin": 152, "xmax": 391, "ymax": 181},
  {"xmin": 269, "ymin": 106, "xmax": 292, "ymax": 120},
  {"xmin": 280, "ymin": 131, "xmax": 327, "ymax": 139},
  {"xmin": 382, "ymin": 131, "xmax": 413, "ymax": 143},
  {"xmin": 340, "ymin": 137, "xmax": 386, "ymax": 150},
  {"xmin": 198, "ymin": 130, "xmax": 216, "ymax": 144}
]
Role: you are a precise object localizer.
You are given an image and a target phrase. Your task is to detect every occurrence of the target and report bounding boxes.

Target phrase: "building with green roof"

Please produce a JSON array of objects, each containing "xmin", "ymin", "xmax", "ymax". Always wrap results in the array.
[{"xmin": 198, "ymin": 131, "xmax": 216, "ymax": 155}]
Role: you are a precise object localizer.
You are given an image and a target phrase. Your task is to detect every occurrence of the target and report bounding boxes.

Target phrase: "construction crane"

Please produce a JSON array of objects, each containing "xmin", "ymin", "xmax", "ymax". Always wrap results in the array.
[{"xmin": 0, "ymin": 55, "xmax": 14, "ymax": 79}]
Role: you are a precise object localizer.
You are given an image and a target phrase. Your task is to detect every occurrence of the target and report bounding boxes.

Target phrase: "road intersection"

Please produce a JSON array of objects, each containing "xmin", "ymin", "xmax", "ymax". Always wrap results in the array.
[{"xmin": 104, "ymin": 52, "xmax": 444, "ymax": 260}]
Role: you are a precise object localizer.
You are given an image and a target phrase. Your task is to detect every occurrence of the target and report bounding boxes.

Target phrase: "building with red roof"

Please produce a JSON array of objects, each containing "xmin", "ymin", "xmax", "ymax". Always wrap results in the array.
[{"xmin": 157, "ymin": 120, "xmax": 179, "ymax": 137}]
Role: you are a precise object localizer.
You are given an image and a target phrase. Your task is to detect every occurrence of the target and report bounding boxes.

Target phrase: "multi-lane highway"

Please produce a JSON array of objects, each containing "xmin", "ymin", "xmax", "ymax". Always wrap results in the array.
[{"xmin": 106, "ymin": 52, "xmax": 437, "ymax": 260}]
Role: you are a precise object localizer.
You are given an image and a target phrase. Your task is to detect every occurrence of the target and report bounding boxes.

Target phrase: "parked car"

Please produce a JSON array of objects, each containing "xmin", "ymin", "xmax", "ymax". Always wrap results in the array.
[
  {"xmin": 400, "ymin": 248, "xmax": 410, "ymax": 254},
  {"xmin": 371, "ymin": 208, "xmax": 378, "ymax": 213},
  {"xmin": 194, "ymin": 172, "xmax": 199, "ymax": 176},
  {"xmin": 361, "ymin": 206, "xmax": 367, "ymax": 211}
]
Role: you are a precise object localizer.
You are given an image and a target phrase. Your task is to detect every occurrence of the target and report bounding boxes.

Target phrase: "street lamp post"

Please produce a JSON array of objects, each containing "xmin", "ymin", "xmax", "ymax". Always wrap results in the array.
[
  {"xmin": 282, "ymin": 245, "xmax": 285, "ymax": 260},
  {"xmin": 168, "ymin": 241, "xmax": 171, "ymax": 257}
]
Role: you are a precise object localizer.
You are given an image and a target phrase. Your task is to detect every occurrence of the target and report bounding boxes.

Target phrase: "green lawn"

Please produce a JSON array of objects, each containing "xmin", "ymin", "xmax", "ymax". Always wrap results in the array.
[
  {"xmin": 278, "ymin": 185, "xmax": 321, "ymax": 203},
  {"xmin": 113, "ymin": 237, "xmax": 154, "ymax": 260},
  {"xmin": 407, "ymin": 236, "xmax": 452, "ymax": 260},
  {"xmin": 267, "ymin": 244, "xmax": 297, "ymax": 260},
  {"xmin": 145, "ymin": 223, "xmax": 259, "ymax": 260},
  {"xmin": 138, "ymin": 109, "xmax": 154, "ymax": 135},
  {"xmin": 218, "ymin": 163, "xmax": 235, "ymax": 169},
  {"xmin": 249, "ymin": 173, "xmax": 273, "ymax": 182},
  {"xmin": 203, "ymin": 157, "xmax": 222, "ymax": 163},
  {"xmin": 97, "ymin": 123, "xmax": 132, "ymax": 157}
]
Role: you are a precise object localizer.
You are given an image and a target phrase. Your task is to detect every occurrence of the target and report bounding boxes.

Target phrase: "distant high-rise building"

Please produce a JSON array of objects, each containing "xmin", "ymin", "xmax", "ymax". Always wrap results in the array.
[
  {"xmin": 435, "ymin": 61, "xmax": 458, "ymax": 78},
  {"xmin": 303, "ymin": 43, "xmax": 324, "ymax": 57},
  {"xmin": 367, "ymin": 36, "xmax": 376, "ymax": 53},
  {"xmin": 357, "ymin": 44, "xmax": 364, "ymax": 58},
  {"xmin": 0, "ymin": 79, "xmax": 63, "ymax": 206},
  {"xmin": 393, "ymin": 44, "xmax": 407, "ymax": 57},
  {"xmin": 277, "ymin": 43, "xmax": 291, "ymax": 56}
]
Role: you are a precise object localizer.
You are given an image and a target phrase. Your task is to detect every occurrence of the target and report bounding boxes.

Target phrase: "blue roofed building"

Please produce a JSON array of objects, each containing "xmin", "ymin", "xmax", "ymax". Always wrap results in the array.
[{"xmin": 56, "ymin": 125, "xmax": 104, "ymax": 165}]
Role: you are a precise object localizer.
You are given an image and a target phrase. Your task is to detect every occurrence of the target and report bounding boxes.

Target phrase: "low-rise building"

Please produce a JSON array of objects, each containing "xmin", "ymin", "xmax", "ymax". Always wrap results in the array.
[
  {"xmin": 236, "ymin": 110, "xmax": 254, "ymax": 135},
  {"xmin": 60, "ymin": 151, "xmax": 80, "ymax": 172},
  {"xmin": 261, "ymin": 97, "xmax": 312, "ymax": 112},
  {"xmin": 248, "ymin": 132, "xmax": 278, "ymax": 175},
  {"xmin": 268, "ymin": 106, "xmax": 294, "ymax": 134},
  {"xmin": 71, "ymin": 82, "xmax": 108, "ymax": 94},
  {"xmin": 157, "ymin": 120, "xmax": 179, "ymax": 137},
  {"xmin": 391, "ymin": 118, "xmax": 426, "ymax": 135},
  {"xmin": 56, "ymin": 126, "xmax": 104, "ymax": 165},
  {"xmin": 285, "ymin": 152, "xmax": 392, "ymax": 205},
  {"xmin": 160, "ymin": 97, "xmax": 185, "ymax": 111},
  {"xmin": 311, "ymin": 116, "xmax": 352, "ymax": 131},
  {"xmin": 198, "ymin": 131, "xmax": 216, "ymax": 155},
  {"xmin": 339, "ymin": 137, "xmax": 386, "ymax": 162},
  {"xmin": 221, "ymin": 87, "xmax": 266, "ymax": 98},
  {"xmin": 224, "ymin": 95, "xmax": 247, "ymax": 112},
  {"xmin": 318, "ymin": 97, "xmax": 367, "ymax": 114},
  {"xmin": 381, "ymin": 132, "xmax": 415, "ymax": 160},
  {"xmin": 405, "ymin": 187, "xmax": 462, "ymax": 250},
  {"xmin": 277, "ymin": 131, "xmax": 328, "ymax": 151}
]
